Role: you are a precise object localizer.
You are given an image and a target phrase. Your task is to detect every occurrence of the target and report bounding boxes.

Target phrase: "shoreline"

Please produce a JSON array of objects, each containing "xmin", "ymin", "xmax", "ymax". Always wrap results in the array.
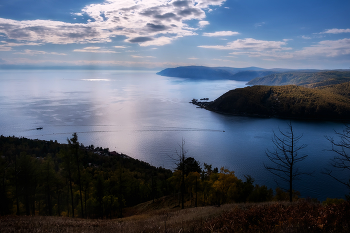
[{"xmin": 190, "ymin": 100, "xmax": 350, "ymax": 123}]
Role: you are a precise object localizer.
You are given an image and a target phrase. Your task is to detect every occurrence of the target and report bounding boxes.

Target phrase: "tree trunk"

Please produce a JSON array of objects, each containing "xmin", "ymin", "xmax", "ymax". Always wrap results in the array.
[
  {"xmin": 14, "ymin": 155, "xmax": 20, "ymax": 215},
  {"xmin": 68, "ymin": 168, "xmax": 74, "ymax": 217},
  {"xmin": 195, "ymin": 176, "xmax": 198, "ymax": 207},
  {"xmin": 75, "ymin": 147, "xmax": 84, "ymax": 218}
]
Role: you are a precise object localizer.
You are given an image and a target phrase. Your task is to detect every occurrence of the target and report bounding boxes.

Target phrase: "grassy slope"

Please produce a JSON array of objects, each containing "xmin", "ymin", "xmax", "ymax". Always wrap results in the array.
[
  {"xmin": 1, "ymin": 201, "xmax": 349, "ymax": 233},
  {"xmin": 207, "ymin": 82, "xmax": 350, "ymax": 120}
]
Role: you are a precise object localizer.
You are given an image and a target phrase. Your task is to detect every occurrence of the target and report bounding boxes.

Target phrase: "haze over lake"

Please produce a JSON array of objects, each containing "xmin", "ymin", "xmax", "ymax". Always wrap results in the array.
[{"xmin": 1, "ymin": 69, "xmax": 349, "ymax": 201}]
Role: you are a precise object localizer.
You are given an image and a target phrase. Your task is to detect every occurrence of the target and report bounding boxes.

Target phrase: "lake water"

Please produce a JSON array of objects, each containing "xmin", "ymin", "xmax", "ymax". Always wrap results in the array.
[{"xmin": 0, "ymin": 69, "xmax": 349, "ymax": 201}]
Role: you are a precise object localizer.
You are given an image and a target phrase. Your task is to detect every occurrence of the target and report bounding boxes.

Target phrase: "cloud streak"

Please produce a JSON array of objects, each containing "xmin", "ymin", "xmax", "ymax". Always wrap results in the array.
[
  {"xmin": 199, "ymin": 38, "xmax": 289, "ymax": 51},
  {"xmin": 226, "ymin": 38, "xmax": 350, "ymax": 60},
  {"xmin": 13, "ymin": 49, "xmax": 66, "ymax": 55},
  {"xmin": 321, "ymin": 28, "xmax": 350, "ymax": 34},
  {"xmin": 203, "ymin": 31, "xmax": 239, "ymax": 37},
  {"xmin": 73, "ymin": 47, "xmax": 119, "ymax": 53},
  {"xmin": 198, "ymin": 21, "xmax": 209, "ymax": 27}
]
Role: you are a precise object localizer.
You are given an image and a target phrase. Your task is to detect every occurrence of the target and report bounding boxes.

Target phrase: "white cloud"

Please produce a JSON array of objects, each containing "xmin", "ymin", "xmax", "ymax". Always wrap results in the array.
[
  {"xmin": 83, "ymin": 47, "xmax": 101, "ymax": 50},
  {"xmin": 0, "ymin": 46, "xmax": 12, "ymax": 51},
  {"xmin": 229, "ymin": 51, "xmax": 293, "ymax": 59},
  {"xmin": 199, "ymin": 38, "xmax": 289, "ymax": 51},
  {"xmin": 0, "ymin": 41, "xmax": 42, "ymax": 51},
  {"xmin": 294, "ymin": 38, "xmax": 350, "ymax": 57},
  {"xmin": 224, "ymin": 38, "xmax": 350, "ymax": 60},
  {"xmin": 254, "ymin": 22, "xmax": 265, "ymax": 28},
  {"xmin": 114, "ymin": 46, "xmax": 127, "ymax": 48},
  {"xmin": 203, "ymin": 31, "xmax": 239, "ymax": 37},
  {"xmin": 0, "ymin": 18, "xmax": 107, "ymax": 44},
  {"xmin": 13, "ymin": 49, "xmax": 66, "ymax": 55},
  {"xmin": 131, "ymin": 55, "xmax": 155, "ymax": 58},
  {"xmin": 51, "ymin": 52, "xmax": 67, "ymax": 55},
  {"xmin": 302, "ymin": 35, "xmax": 311, "ymax": 39},
  {"xmin": 188, "ymin": 57, "xmax": 198, "ymax": 59},
  {"xmin": 73, "ymin": 47, "xmax": 119, "ymax": 53},
  {"xmin": 199, "ymin": 21, "xmax": 210, "ymax": 27},
  {"xmin": 72, "ymin": 12, "xmax": 84, "ymax": 16},
  {"xmin": 0, "ymin": 0, "xmax": 227, "ymax": 46},
  {"xmin": 1, "ymin": 41, "xmax": 42, "ymax": 47},
  {"xmin": 322, "ymin": 28, "xmax": 350, "ymax": 34},
  {"xmin": 212, "ymin": 58, "xmax": 234, "ymax": 62},
  {"xmin": 137, "ymin": 36, "xmax": 175, "ymax": 47}
]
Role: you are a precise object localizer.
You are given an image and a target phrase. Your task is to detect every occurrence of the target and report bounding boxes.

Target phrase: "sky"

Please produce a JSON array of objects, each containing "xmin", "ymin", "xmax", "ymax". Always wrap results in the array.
[{"xmin": 0, "ymin": 0, "xmax": 349, "ymax": 70}]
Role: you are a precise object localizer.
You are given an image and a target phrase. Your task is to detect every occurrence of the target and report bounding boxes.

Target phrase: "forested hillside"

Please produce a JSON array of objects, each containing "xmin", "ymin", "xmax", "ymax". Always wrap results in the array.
[
  {"xmin": 0, "ymin": 135, "xmax": 281, "ymax": 218},
  {"xmin": 0, "ymin": 134, "xmax": 172, "ymax": 218},
  {"xmin": 247, "ymin": 71, "xmax": 350, "ymax": 87},
  {"xmin": 206, "ymin": 82, "xmax": 350, "ymax": 120}
]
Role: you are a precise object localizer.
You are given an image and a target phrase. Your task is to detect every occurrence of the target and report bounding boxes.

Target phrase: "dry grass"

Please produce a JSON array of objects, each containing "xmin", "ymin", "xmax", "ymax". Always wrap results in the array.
[
  {"xmin": 1, "ymin": 201, "xmax": 349, "ymax": 233},
  {"xmin": 0, "ymin": 202, "xmax": 239, "ymax": 233}
]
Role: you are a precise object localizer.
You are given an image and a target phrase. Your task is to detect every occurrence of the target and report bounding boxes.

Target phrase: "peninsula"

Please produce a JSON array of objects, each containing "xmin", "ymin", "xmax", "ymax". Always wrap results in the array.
[{"xmin": 191, "ymin": 70, "xmax": 350, "ymax": 120}]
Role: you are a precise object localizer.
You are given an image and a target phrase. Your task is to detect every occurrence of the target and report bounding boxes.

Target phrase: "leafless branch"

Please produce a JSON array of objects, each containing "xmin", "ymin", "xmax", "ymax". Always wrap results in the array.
[{"xmin": 265, "ymin": 122, "xmax": 312, "ymax": 202}]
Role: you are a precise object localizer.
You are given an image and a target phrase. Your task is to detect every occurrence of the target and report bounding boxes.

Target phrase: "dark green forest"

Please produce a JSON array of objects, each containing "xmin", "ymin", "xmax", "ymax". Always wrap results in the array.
[
  {"xmin": 0, "ymin": 134, "xmax": 172, "ymax": 218},
  {"xmin": 0, "ymin": 134, "xmax": 286, "ymax": 218}
]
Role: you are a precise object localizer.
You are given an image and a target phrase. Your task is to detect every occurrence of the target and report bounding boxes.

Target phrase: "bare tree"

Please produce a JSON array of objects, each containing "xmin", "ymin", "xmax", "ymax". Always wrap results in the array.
[
  {"xmin": 324, "ymin": 125, "xmax": 350, "ymax": 198},
  {"xmin": 264, "ymin": 122, "xmax": 312, "ymax": 202}
]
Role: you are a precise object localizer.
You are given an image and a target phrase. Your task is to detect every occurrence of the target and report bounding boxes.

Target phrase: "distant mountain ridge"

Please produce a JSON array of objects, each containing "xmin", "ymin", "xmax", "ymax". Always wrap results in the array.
[
  {"xmin": 156, "ymin": 66, "xmax": 333, "ymax": 82},
  {"xmin": 156, "ymin": 66, "xmax": 283, "ymax": 81}
]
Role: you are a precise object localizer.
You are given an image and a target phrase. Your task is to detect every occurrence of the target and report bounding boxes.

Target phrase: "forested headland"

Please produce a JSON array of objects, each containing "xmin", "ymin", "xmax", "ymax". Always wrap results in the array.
[{"xmin": 204, "ymin": 72, "xmax": 350, "ymax": 120}]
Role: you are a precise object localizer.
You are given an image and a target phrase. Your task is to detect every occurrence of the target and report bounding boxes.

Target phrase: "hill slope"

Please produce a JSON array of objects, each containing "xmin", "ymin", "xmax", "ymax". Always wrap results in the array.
[
  {"xmin": 206, "ymin": 82, "xmax": 350, "ymax": 120},
  {"xmin": 1, "ymin": 201, "xmax": 349, "ymax": 233},
  {"xmin": 247, "ymin": 71, "xmax": 350, "ymax": 87}
]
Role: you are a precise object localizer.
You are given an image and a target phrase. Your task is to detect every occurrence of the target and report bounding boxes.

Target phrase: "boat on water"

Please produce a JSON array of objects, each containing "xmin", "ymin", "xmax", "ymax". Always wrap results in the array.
[{"xmin": 36, "ymin": 127, "xmax": 43, "ymax": 130}]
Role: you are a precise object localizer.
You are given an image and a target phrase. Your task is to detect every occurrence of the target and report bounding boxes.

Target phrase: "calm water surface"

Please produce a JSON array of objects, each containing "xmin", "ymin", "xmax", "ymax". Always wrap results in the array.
[{"xmin": 0, "ymin": 70, "xmax": 349, "ymax": 201}]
